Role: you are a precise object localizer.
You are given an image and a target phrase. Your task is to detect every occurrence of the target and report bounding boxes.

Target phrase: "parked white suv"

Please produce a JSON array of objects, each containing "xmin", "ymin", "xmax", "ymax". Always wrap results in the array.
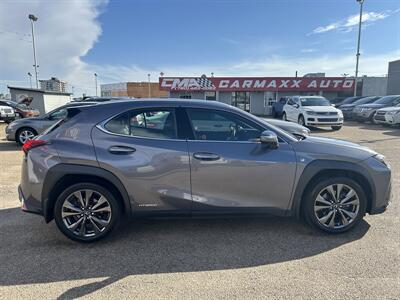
[
  {"xmin": 282, "ymin": 96, "xmax": 343, "ymax": 130},
  {"xmin": 0, "ymin": 105, "xmax": 16, "ymax": 123}
]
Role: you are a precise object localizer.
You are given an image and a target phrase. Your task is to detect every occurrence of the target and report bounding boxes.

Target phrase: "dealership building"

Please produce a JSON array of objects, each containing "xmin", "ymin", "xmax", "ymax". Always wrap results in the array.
[{"xmin": 159, "ymin": 76, "xmax": 356, "ymax": 115}]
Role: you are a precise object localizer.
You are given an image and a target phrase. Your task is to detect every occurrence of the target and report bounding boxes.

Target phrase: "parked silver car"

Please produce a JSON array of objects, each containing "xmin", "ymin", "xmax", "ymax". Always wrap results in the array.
[
  {"xmin": 19, "ymin": 99, "xmax": 391, "ymax": 242},
  {"xmin": 5, "ymin": 102, "xmax": 97, "ymax": 144}
]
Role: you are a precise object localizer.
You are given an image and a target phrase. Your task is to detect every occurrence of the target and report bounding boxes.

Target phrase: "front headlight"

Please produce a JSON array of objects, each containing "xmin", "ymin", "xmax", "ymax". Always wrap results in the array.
[
  {"xmin": 374, "ymin": 154, "xmax": 389, "ymax": 167},
  {"xmin": 305, "ymin": 110, "xmax": 315, "ymax": 115}
]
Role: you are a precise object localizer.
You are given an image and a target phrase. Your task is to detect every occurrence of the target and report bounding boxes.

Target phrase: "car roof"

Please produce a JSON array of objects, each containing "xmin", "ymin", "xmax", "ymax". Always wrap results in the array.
[{"xmin": 93, "ymin": 98, "xmax": 230, "ymax": 109}]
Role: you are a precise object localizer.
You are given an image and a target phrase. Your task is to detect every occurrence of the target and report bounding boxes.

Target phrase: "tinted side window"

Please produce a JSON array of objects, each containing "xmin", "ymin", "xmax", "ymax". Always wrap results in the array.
[
  {"xmin": 287, "ymin": 98, "xmax": 294, "ymax": 105},
  {"xmin": 186, "ymin": 109, "xmax": 262, "ymax": 142},
  {"xmin": 50, "ymin": 108, "xmax": 68, "ymax": 120},
  {"xmin": 104, "ymin": 109, "xmax": 177, "ymax": 139}
]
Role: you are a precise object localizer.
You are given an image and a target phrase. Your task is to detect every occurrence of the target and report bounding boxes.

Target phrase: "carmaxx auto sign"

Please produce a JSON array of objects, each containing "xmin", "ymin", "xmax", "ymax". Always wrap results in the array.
[{"xmin": 159, "ymin": 77, "xmax": 355, "ymax": 92}]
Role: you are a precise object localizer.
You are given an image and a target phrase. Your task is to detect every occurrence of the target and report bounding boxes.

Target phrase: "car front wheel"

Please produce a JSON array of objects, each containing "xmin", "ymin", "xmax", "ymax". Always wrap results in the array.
[
  {"xmin": 302, "ymin": 177, "xmax": 367, "ymax": 233},
  {"xmin": 298, "ymin": 115, "xmax": 305, "ymax": 126},
  {"xmin": 54, "ymin": 183, "xmax": 121, "ymax": 242}
]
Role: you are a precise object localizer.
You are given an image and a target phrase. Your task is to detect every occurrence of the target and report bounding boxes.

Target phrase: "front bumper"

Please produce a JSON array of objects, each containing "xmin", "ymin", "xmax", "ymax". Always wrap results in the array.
[
  {"xmin": 305, "ymin": 116, "xmax": 343, "ymax": 126},
  {"xmin": 385, "ymin": 114, "xmax": 400, "ymax": 125},
  {"xmin": 352, "ymin": 110, "xmax": 375, "ymax": 121},
  {"xmin": 341, "ymin": 110, "xmax": 353, "ymax": 119},
  {"xmin": 0, "ymin": 114, "xmax": 16, "ymax": 122}
]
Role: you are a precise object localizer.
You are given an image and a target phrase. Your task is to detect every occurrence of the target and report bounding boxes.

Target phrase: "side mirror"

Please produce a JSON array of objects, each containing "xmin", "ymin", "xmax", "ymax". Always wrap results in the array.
[
  {"xmin": 260, "ymin": 130, "xmax": 279, "ymax": 148},
  {"xmin": 293, "ymin": 103, "xmax": 299, "ymax": 108}
]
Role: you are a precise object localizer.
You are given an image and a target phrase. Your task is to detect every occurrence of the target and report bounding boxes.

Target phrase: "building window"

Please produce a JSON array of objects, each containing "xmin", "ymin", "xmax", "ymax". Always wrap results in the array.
[
  {"xmin": 205, "ymin": 91, "xmax": 217, "ymax": 100},
  {"xmin": 231, "ymin": 92, "xmax": 250, "ymax": 112},
  {"xmin": 179, "ymin": 93, "xmax": 191, "ymax": 99}
]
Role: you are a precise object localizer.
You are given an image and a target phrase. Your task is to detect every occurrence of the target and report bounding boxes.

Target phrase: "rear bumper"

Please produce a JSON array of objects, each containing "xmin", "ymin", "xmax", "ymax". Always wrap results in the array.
[{"xmin": 18, "ymin": 185, "xmax": 43, "ymax": 215}]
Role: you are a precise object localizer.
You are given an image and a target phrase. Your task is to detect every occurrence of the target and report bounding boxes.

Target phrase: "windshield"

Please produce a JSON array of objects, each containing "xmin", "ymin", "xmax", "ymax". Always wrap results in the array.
[
  {"xmin": 375, "ymin": 96, "xmax": 400, "ymax": 104},
  {"xmin": 341, "ymin": 97, "xmax": 360, "ymax": 105},
  {"xmin": 300, "ymin": 97, "xmax": 330, "ymax": 107},
  {"xmin": 352, "ymin": 97, "xmax": 378, "ymax": 105}
]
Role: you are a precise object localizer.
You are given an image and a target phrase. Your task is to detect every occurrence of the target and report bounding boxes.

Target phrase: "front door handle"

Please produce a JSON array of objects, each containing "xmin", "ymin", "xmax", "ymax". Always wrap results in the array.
[
  {"xmin": 193, "ymin": 152, "xmax": 220, "ymax": 161},
  {"xmin": 108, "ymin": 145, "xmax": 136, "ymax": 155}
]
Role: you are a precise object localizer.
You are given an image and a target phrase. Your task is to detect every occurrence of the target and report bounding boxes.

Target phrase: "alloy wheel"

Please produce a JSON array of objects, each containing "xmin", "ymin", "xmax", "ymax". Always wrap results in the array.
[
  {"xmin": 314, "ymin": 184, "xmax": 360, "ymax": 229},
  {"xmin": 19, "ymin": 129, "xmax": 35, "ymax": 144},
  {"xmin": 61, "ymin": 189, "xmax": 112, "ymax": 238}
]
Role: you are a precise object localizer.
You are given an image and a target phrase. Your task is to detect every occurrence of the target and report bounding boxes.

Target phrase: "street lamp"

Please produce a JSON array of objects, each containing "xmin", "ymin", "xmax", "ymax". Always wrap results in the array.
[
  {"xmin": 94, "ymin": 73, "xmax": 98, "ymax": 96},
  {"xmin": 27, "ymin": 72, "xmax": 32, "ymax": 88},
  {"xmin": 354, "ymin": 0, "xmax": 364, "ymax": 96},
  {"xmin": 28, "ymin": 14, "xmax": 39, "ymax": 89},
  {"xmin": 147, "ymin": 73, "xmax": 151, "ymax": 98}
]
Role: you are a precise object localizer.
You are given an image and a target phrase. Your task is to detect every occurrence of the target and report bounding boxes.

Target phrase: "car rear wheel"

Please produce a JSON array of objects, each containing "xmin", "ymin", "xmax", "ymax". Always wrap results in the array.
[
  {"xmin": 16, "ymin": 127, "xmax": 37, "ymax": 145},
  {"xmin": 302, "ymin": 177, "xmax": 367, "ymax": 233},
  {"xmin": 54, "ymin": 183, "xmax": 121, "ymax": 242}
]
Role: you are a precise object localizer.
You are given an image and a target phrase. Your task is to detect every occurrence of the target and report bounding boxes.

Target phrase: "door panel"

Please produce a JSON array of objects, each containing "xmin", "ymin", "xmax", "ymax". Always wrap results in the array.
[
  {"xmin": 184, "ymin": 108, "xmax": 297, "ymax": 213},
  {"xmin": 92, "ymin": 108, "xmax": 191, "ymax": 215},
  {"xmin": 188, "ymin": 141, "xmax": 297, "ymax": 212}
]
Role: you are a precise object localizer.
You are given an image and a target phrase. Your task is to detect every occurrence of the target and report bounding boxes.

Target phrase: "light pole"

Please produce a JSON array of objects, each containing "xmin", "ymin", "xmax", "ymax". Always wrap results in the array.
[
  {"xmin": 147, "ymin": 73, "xmax": 151, "ymax": 98},
  {"xmin": 27, "ymin": 72, "xmax": 32, "ymax": 88},
  {"xmin": 28, "ymin": 14, "xmax": 39, "ymax": 89},
  {"xmin": 354, "ymin": 0, "xmax": 364, "ymax": 96},
  {"xmin": 94, "ymin": 73, "xmax": 98, "ymax": 96}
]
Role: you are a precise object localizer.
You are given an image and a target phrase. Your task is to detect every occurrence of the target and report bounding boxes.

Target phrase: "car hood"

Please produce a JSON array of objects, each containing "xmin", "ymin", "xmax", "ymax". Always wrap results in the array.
[
  {"xmin": 303, "ymin": 106, "xmax": 338, "ymax": 112},
  {"xmin": 263, "ymin": 118, "xmax": 310, "ymax": 135},
  {"xmin": 358, "ymin": 103, "xmax": 385, "ymax": 109},
  {"xmin": 377, "ymin": 106, "xmax": 400, "ymax": 112},
  {"xmin": 293, "ymin": 136, "xmax": 377, "ymax": 162},
  {"xmin": 340, "ymin": 103, "xmax": 356, "ymax": 108}
]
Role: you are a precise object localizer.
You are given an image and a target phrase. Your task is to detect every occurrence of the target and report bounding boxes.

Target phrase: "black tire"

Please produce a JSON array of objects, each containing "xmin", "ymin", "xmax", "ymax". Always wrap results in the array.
[
  {"xmin": 302, "ymin": 177, "xmax": 367, "ymax": 234},
  {"xmin": 272, "ymin": 109, "xmax": 277, "ymax": 118},
  {"xmin": 298, "ymin": 115, "xmax": 306, "ymax": 127},
  {"xmin": 282, "ymin": 112, "xmax": 287, "ymax": 121},
  {"xmin": 331, "ymin": 126, "xmax": 342, "ymax": 131},
  {"xmin": 54, "ymin": 183, "xmax": 121, "ymax": 242},
  {"xmin": 16, "ymin": 127, "xmax": 37, "ymax": 145}
]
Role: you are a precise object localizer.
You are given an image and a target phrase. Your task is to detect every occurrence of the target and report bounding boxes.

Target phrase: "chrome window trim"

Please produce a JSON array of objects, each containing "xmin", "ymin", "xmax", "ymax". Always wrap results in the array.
[{"xmin": 97, "ymin": 104, "xmax": 291, "ymax": 144}]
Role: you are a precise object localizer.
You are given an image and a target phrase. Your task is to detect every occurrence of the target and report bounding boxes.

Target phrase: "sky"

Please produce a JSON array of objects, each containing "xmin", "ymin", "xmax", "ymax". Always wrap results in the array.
[{"xmin": 0, "ymin": 0, "xmax": 399, "ymax": 96}]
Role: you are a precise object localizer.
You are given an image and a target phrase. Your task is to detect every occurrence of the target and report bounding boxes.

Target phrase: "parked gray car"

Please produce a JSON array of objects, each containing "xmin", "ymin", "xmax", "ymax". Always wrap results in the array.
[
  {"xmin": 5, "ymin": 102, "xmax": 97, "ymax": 144},
  {"xmin": 19, "ymin": 99, "xmax": 391, "ymax": 242}
]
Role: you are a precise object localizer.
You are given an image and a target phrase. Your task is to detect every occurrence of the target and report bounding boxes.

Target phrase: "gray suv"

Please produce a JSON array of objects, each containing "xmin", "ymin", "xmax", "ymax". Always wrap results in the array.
[{"xmin": 19, "ymin": 99, "xmax": 391, "ymax": 242}]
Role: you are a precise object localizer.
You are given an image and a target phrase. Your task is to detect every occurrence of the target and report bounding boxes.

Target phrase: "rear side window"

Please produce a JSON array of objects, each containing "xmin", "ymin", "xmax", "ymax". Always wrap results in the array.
[{"xmin": 104, "ymin": 109, "xmax": 177, "ymax": 139}]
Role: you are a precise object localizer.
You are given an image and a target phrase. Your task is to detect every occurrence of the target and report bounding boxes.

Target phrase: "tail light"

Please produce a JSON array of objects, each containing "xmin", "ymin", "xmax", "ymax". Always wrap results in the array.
[{"xmin": 22, "ymin": 140, "xmax": 47, "ymax": 154}]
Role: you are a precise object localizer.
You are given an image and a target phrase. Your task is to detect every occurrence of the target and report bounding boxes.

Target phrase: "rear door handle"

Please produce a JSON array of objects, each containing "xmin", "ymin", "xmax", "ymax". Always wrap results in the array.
[
  {"xmin": 108, "ymin": 145, "xmax": 136, "ymax": 155},
  {"xmin": 193, "ymin": 152, "xmax": 220, "ymax": 161}
]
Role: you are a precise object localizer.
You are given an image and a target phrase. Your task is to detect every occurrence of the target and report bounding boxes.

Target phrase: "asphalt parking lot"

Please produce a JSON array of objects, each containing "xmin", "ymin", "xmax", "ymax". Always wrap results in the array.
[{"xmin": 0, "ymin": 122, "xmax": 399, "ymax": 299}]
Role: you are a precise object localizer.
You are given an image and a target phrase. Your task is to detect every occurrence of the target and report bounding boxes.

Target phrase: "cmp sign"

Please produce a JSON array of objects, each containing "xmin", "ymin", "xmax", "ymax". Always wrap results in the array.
[{"xmin": 159, "ymin": 77, "xmax": 355, "ymax": 92}]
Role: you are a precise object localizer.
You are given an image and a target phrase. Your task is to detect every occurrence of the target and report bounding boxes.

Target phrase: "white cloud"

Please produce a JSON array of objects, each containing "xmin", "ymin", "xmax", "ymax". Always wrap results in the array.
[
  {"xmin": 301, "ymin": 48, "xmax": 317, "ymax": 53},
  {"xmin": 311, "ymin": 11, "xmax": 393, "ymax": 34},
  {"xmin": 0, "ymin": 0, "xmax": 108, "ymax": 95}
]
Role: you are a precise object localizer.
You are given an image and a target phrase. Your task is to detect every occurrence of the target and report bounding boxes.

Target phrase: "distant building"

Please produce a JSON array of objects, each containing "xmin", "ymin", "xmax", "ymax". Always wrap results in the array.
[
  {"xmin": 101, "ymin": 82, "xmax": 168, "ymax": 98},
  {"xmin": 8, "ymin": 86, "xmax": 71, "ymax": 115},
  {"xmin": 361, "ymin": 76, "xmax": 387, "ymax": 96},
  {"xmin": 39, "ymin": 77, "xmax": 68, "ymax": 93},
  {"xmin": 303, "ymin": 73, "xmax": 326, "ymax": 77},
  {"xmin": 387, "ymin": 59, "xmax": 400, "ymax": 95}
]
